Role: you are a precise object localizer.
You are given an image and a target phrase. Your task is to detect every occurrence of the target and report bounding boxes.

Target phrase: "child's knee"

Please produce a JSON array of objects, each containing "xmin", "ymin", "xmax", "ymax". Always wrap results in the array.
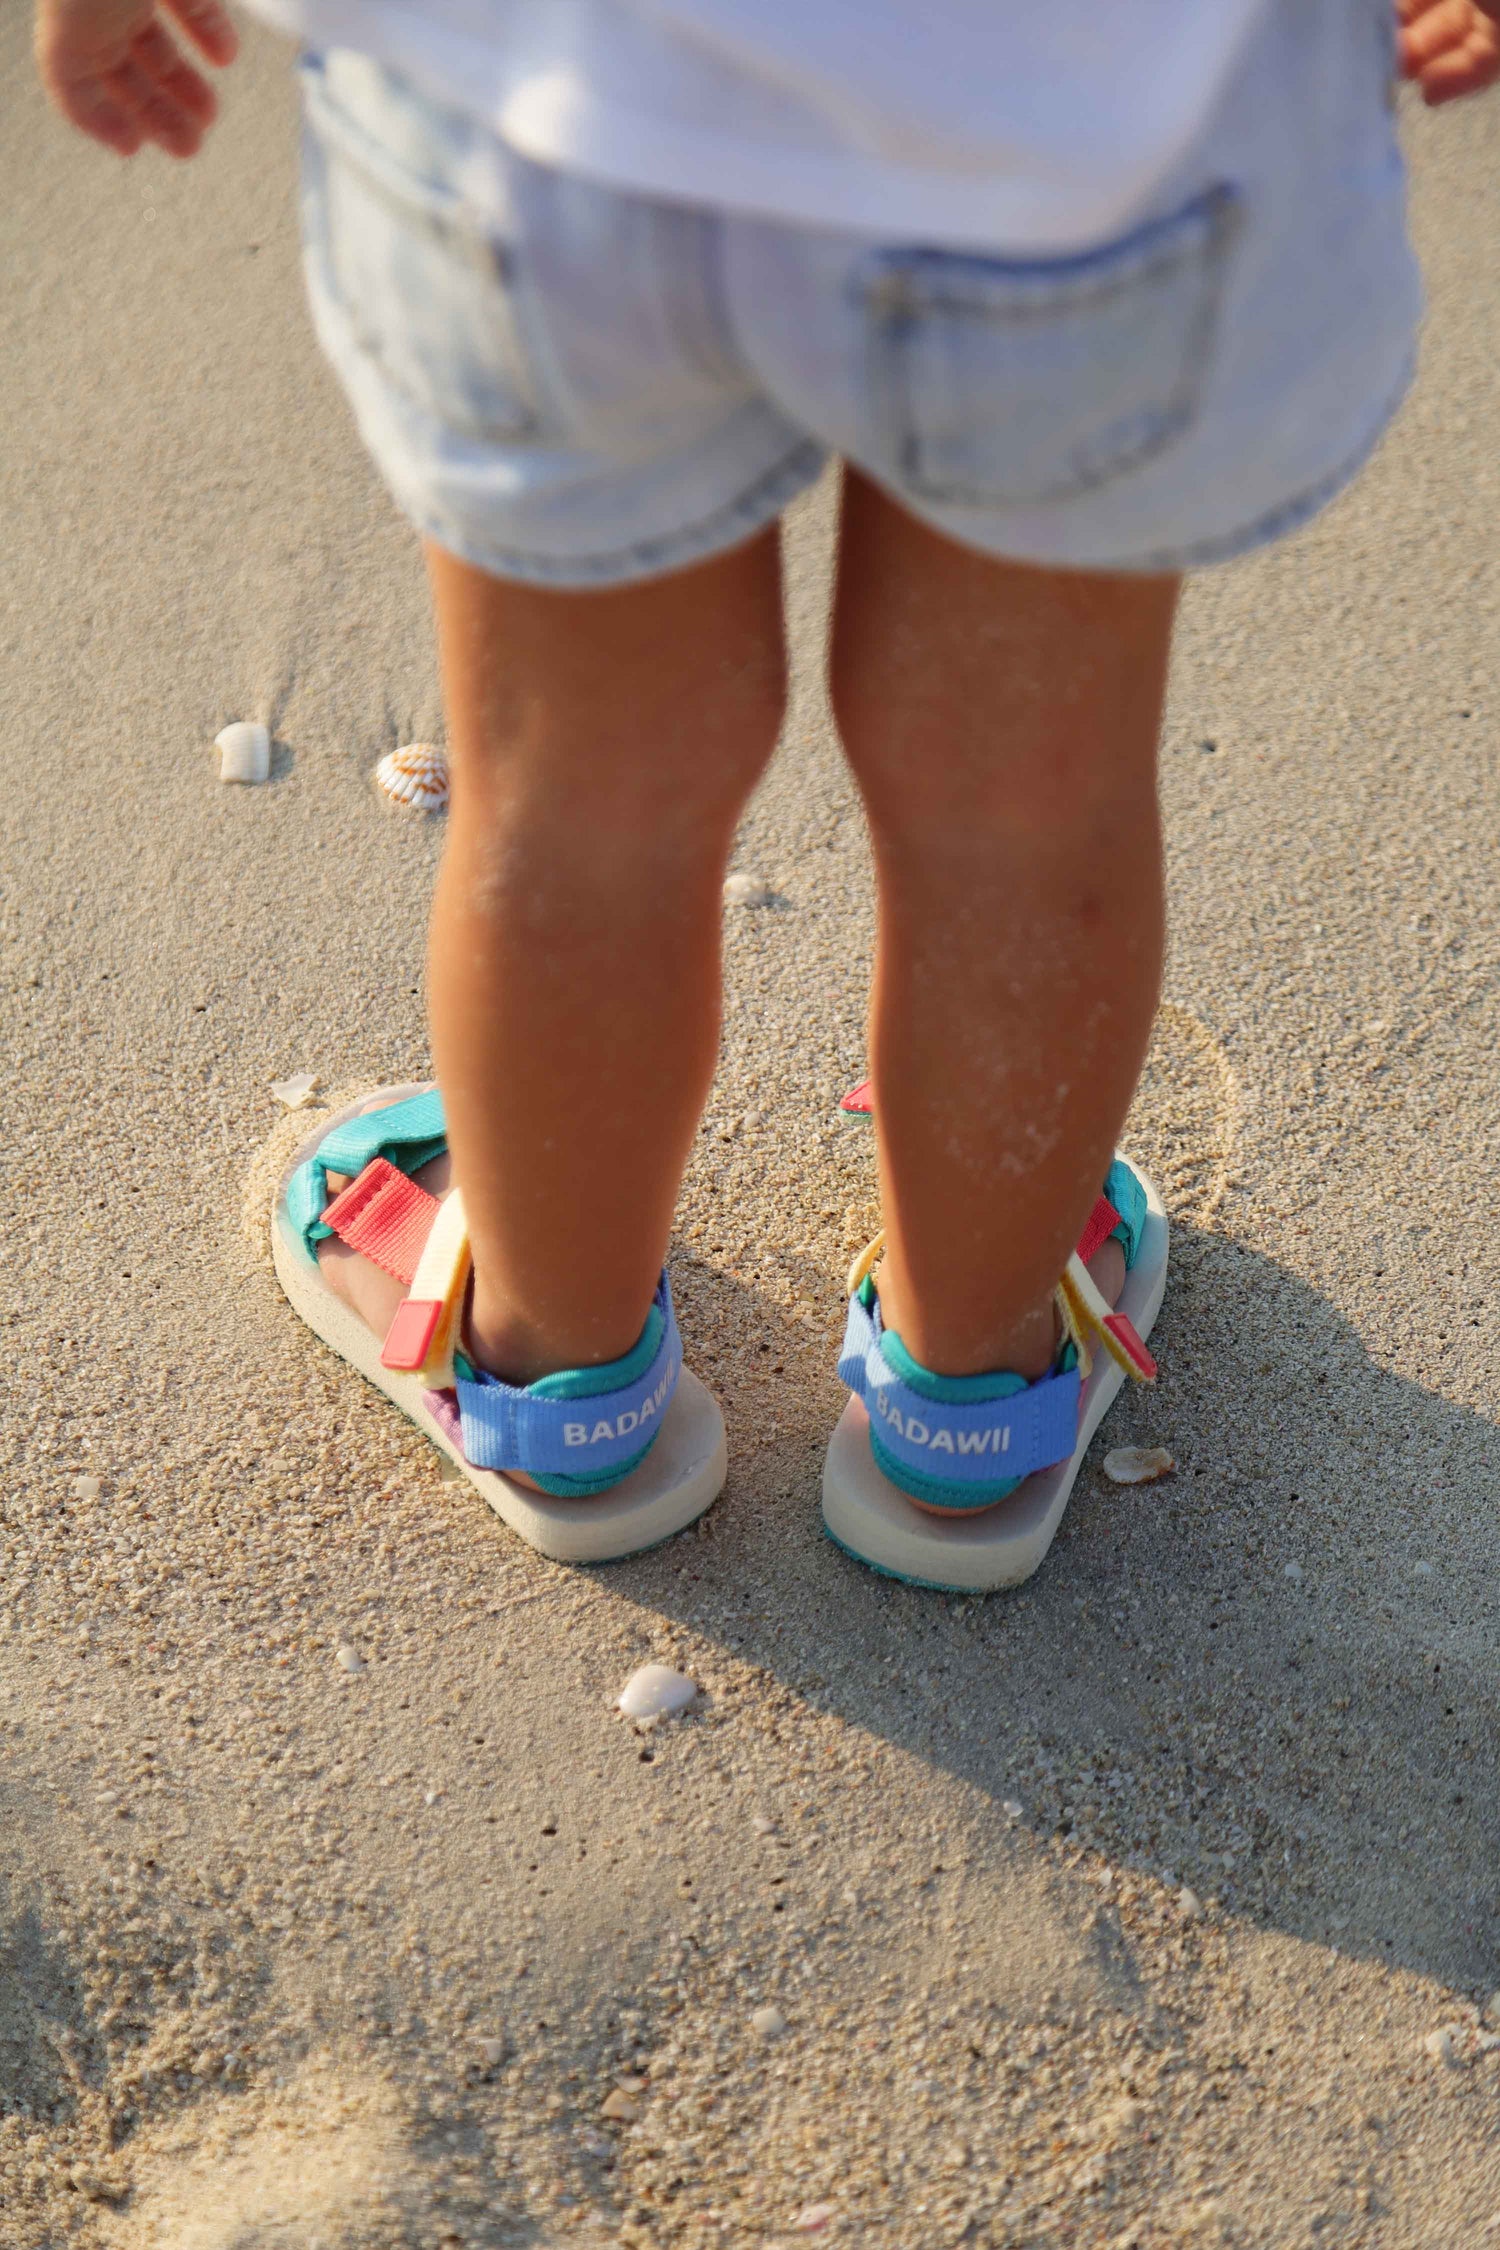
[{"xmin": 450, "ymin": 717, "xmax": 781, "ymax": 906}]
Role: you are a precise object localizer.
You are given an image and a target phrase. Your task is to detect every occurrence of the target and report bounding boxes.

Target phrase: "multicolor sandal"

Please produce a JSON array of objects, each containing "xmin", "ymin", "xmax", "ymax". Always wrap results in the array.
[
  {"xmin": 269, "ymin": 1083, "xmax": 727, "ymax": 1564},
  {"xmin": 822, "ymin": 1156, "xmax": 1168, "ymax": 1591}
]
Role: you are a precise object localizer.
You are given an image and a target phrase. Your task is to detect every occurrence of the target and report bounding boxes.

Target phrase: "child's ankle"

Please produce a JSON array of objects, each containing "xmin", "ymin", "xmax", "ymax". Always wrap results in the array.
[
  {"xmin": 461, "ymin": 1279, "xmax": 674, "ymax": 1500},
  {"xmin": 872, "ymin": 1272, "xmax": 1059, "ymax": 1384},
  {"xmin": 466, "ymin": 1283, "xmax": 651, "ymax": 1390},
  {"xmin": 865, "ymin": 1234, "xmax": 1128, "ymax": 1384}
]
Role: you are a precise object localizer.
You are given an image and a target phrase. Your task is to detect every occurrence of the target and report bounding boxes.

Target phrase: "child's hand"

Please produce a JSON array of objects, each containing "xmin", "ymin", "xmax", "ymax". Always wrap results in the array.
[
  {"xmin": 1398, "ymin": 0, "xmax": 1500, "ymax": 103},
  {"xmin": 35, "ymin": 0, "xmax": 238, "ymax": 157}
]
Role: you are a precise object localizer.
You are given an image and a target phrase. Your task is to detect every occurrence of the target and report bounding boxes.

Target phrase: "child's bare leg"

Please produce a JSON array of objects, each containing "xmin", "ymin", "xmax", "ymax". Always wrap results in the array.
[
  {"xmin": 427, "ymin": 535, "xmax": 785, "ymax": 1383},
  {"xmin": 830, "ymin": 470, "xmax": 1177, "ymax": 1380},
  {"xmin": 321, "ymin": 532, "xmax": 785, "ymax": 1384}
]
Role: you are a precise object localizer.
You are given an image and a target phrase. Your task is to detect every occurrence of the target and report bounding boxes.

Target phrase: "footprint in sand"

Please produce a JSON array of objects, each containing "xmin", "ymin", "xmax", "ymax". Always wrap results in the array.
[
  {"xmin": 835, "ymin": 1001, "xmax": 1240, "ymax": 1230},
  {"xmin": 1123, "ymin": 1001, "xmax": 1241, "ymax": 1231}
]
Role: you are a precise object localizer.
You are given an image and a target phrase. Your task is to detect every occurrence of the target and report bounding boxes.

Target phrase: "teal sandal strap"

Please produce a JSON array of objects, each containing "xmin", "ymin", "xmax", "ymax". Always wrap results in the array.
[
  {"xmin": 286, "ymin": 1087, "xmax": 448, "ymax": 1257},
  {"xmin": 1104, "ymin": 1157, "xmax": 1148, "ymax": 1270}
]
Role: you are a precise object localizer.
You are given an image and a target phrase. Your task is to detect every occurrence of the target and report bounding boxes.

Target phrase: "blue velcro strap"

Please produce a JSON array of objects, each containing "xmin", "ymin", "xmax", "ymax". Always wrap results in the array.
[
  {"xmin": 457, "ymin": 1272, "xmax": 681, "ymax": 1480},
  {"xmin": 286, "ymin": 1087, "xmax": 448, "ymax": 1258},
  {"xmin": 837, "ymin": 1291, "xmax": 1079, "ymax": 1486}
]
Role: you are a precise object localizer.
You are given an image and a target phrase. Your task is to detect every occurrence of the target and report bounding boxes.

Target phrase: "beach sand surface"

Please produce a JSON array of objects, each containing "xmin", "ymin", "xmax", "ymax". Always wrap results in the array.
[{"xmin": 4, "ymin": 16, "xmax": 1500, "ymax": 2246}]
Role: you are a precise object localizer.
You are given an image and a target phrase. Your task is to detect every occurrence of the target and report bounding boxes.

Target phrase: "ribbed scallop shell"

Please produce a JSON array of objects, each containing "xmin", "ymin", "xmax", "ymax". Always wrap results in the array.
[{"xmin": 374, "ymin": 742, "xmax": 449, "ymax": 813}]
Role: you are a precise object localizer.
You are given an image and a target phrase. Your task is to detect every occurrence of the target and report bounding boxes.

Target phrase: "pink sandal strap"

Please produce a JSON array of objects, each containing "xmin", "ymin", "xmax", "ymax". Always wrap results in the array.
[{"xmin": 320, "ymin": 1157, "xmax": 439, "ymax": 1287}]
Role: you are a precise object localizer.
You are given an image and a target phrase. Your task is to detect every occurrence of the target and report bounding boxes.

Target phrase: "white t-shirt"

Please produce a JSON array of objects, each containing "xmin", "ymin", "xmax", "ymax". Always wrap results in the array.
[{"xmin": 246, "ymin": 0, "xmax": 1266, "ymax": 251}]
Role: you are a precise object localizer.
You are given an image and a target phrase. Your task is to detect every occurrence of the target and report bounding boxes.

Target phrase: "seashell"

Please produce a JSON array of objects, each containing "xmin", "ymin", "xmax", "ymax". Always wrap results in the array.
[
  {"xmin": 216, "ymin": 720, "xmax": 270, "ymax": 785},
  {"xmin": 1102, "ymin": 1445, "xmax": 1174, "ymax": 1485},
  {"xmin": 723, "ymin": 871, "xmax": 772, "ymax": 907},
  {"xmin": 270, "ymin": 1071, "xmax": 319, "ymax": 1109},
  {"xmin": 335, "ymin": 1642, "xmax": 365, "ymax": 1675},
  {"xmin": 374, "ymin": 742, "xmax": 449, "ymax": 813},
  {"xmin": 616, "ymin": 1663, "xmax": 698, "ymax": 1721},
  {"xmin": 793, "ymin": 2206, "xmax": 836, "ymax": 2233},
  {"xmin": 751, "ymin": 2005, "xmax": 788, "ymax": 2040}
]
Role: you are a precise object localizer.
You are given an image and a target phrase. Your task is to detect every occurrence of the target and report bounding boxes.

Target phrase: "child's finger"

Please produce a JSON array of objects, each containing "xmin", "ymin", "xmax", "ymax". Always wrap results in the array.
[
  {"xmin": 129, "ymin": 16, "xmax": 217, "ymax": 121},
  {"xmin": 1399, "ymin": 0, "xmax": 1480, "ymax": 69},
  {"xmin": 1417, "ymin": 23, "xmax": 1500, "ymax": 98},
  {"xmin": 102, "ymin": 51, "xmax": 205, "ymax": 156},
  {"xmin": 161, "ymin": 0, "xmax": 239, "ymax": 68},
  {"xmin": 62, "ymin": 75, "xmax": 145, "ymax": 155}
]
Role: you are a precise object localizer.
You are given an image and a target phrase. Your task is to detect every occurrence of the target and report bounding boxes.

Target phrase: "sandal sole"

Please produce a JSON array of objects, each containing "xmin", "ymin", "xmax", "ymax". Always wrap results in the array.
[
  {"xmin": 268, "ymin": 1085, "xmax": 727, "ymax": 1565},
  {"xmin": 820, "ymin": 1162, "xmax": 1168, "ymax": 1592}
]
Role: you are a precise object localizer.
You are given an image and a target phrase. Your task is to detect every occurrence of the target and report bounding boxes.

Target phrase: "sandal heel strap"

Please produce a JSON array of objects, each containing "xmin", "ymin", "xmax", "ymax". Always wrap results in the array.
[
  {"xmin": 456, "ymin": 1272, "xmax": 681, "ymax": 1483},
  {"xmin": 837, "ymin": 1291, "xmax": 1079, "ymax": 1489}
]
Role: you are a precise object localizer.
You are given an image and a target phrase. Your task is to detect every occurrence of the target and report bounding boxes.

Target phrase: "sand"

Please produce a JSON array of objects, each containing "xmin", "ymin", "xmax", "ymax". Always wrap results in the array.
[{"xmin": 4, "ymin": 15, "xmax": 1500, "ymax": 2246}]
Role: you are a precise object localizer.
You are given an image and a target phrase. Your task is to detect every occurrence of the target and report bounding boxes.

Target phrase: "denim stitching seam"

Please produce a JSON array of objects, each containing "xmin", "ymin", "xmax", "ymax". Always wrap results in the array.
[{"xmin": 401, "ymin": 435, "xmax": 826, "ymax": 587}]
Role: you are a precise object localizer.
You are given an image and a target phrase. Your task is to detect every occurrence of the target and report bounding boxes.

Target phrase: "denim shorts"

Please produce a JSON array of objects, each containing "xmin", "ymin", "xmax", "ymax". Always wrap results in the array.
[{"xmin": 296, "ymin": 0, "xmax": 1420, "ymax": 586}]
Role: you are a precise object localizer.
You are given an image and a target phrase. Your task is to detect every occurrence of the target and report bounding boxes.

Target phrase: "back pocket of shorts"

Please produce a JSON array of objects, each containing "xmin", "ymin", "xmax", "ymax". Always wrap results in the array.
[
  {"xmin": 301, "ymin": 56, "xmax": 537, "ymax": 445},
  {"xmin": 860, "ymin": 185, "xmax": 1238, "ymax": 508}
]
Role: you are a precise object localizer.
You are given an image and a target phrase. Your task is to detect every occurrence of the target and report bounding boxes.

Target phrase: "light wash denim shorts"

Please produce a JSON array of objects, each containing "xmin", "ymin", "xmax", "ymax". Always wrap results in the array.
[{"xmin": 297, "ymin": 0, "xmax": 1420, "ymax": 587}]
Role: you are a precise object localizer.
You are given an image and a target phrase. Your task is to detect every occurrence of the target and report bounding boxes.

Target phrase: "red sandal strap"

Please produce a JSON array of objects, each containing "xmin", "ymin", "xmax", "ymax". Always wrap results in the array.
[
  {"xmin": 1102, "ymin": 1311, "xmax": 1157, "ymax": 1382},
  {"xmin": 1075, "ymin": 1192, "xmax": 1122, "ymax": 1267},
  {"xmin": 321, "ymin": 1157, "xmax": 439, "ymax": 1287}
]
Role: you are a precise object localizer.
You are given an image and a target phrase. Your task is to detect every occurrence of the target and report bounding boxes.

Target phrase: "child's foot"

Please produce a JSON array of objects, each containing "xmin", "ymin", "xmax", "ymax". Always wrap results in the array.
[
  {"xmin": 316, "ymin": 1125, "xmax": 451, "ymax": 1351},
  {"xmin": 823, "ymin": 1158, "xmax": 1168, "ymax": 1592},
  {"xmin": 1084, "ymin": 1236, "xmax": 1126, "ymax": 1318},
  {"xmin": 269, "ymin": 1085, "xmax": 727, "ymax": 1563},
  {"xmin": 316, "ymin": 1131, "xmax": 575, "ymax": 1492}
]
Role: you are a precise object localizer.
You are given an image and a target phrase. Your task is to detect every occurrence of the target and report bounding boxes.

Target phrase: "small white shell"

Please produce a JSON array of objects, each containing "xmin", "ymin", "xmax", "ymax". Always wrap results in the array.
[
  {"xmin": 751, "ymin": 2005, "xmax": 788, "ymax": 2040},
  {"xmin": 723, "ymin": 872, "xmax": 772, "ymax": 907},
  {"xmin": 375, "ymin": 742, "xmax": 449, "ymax": 813},
  {"xmin": 270, "ymin": 1071, "xmax": 319, "ymax": 1109},
  {"xmin": 216, "ymin": 720, "xmax": 270, "ymax": 785},
  {"xmin": 615, "ymin": 1663, "xmax": 698, "ymax": 1721},
  {"xmin": 1103, "ymin": 1445, "xmax": 1175, "ymax": 1485}
]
